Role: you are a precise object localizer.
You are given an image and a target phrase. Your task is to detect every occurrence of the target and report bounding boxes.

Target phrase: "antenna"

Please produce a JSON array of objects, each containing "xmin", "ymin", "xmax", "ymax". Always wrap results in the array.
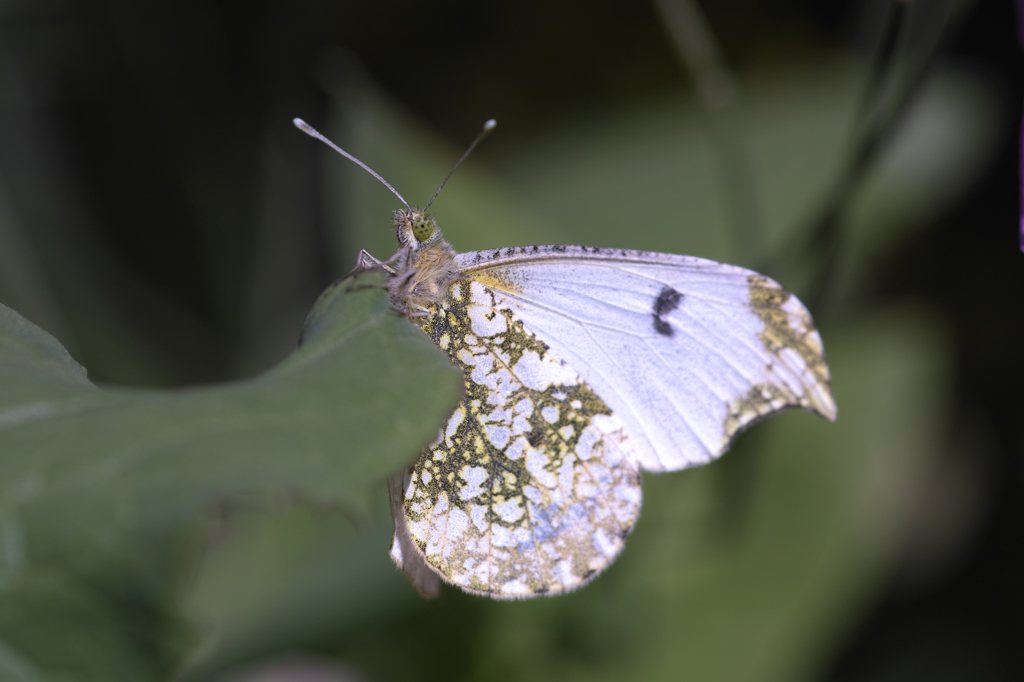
[
  {"xmin": 424, "ymin": 119, "xmax": 497, "ymax": 210},
  {"xmin": 292, "ymin": 118, "xmax": 410, "ymax": 209}
]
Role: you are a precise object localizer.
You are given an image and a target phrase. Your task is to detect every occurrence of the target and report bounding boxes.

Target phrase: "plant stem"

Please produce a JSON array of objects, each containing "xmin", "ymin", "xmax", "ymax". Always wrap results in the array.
[{"xmin": 653, "ymin": 0, "xmax": 766, "ymax": 270}]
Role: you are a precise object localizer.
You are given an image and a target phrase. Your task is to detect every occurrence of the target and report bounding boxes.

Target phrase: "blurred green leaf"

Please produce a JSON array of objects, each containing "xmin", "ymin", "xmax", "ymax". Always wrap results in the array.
[
  {"xmin": 178, "ymin": 495, "xmax": 414, "ymax": 680},
  {"xmin": 0, "ymin": 570, "xmax": 153, "ymax": 682},
  {"xmin": 0, "ymin": 275, "xmax": 463, "ymax": 679},
  {"xmin": 490, "ymin": 58, "xmax": 1001, "ymax": 295},
  {"xmin": 487, "ymin": 59, "xmax": 863, "ymax": 268}
]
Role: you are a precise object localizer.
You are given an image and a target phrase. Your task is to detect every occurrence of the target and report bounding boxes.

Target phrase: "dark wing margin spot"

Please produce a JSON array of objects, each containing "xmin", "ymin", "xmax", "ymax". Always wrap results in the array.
[{"xmin": 652, "ymin": 286, "xmax": 684, "ymax": 337}]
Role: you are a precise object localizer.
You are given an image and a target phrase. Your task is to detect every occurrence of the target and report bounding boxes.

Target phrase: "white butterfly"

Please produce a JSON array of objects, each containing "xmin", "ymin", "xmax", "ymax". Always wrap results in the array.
[{"xmin": 295, "ymin": 118, "xmax": 836, "ymax": 600}]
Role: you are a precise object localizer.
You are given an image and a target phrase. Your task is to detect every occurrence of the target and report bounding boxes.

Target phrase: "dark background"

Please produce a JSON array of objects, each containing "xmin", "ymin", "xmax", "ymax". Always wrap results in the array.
[{"xmin": 0, "ymin": 0, "xmax": 1020, "ymax": 679}]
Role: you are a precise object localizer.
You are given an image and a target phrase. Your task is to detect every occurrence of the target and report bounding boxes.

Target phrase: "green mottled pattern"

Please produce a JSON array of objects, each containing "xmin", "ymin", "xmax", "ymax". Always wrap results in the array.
[
  {"xmin": 721, "ymin": 275, "xmax": 836, "ymax": 441},
  {"xmin": 401, "ymin": 279, "xmax": 642, "ymax": 599},
  {"xmin": 747, "ymin": 275, "xmax": 832, "ymax": 395}
]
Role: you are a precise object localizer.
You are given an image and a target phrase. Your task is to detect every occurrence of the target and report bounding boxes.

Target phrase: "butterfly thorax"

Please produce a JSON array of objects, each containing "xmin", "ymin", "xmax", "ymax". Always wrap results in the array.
[{"xmin": 388, "ymin": 208, "xmax": 460, "ymax": 320}]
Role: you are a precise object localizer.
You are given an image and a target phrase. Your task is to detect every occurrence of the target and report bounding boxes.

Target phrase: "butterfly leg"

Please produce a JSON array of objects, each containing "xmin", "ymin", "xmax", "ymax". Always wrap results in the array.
[
  {"xmin": 340, "ymin": 249, "xmax": 398, "ymax": 282},
  {"xmin": 335, "ymin": 250, "xmax": 397, "ymax": 299}
]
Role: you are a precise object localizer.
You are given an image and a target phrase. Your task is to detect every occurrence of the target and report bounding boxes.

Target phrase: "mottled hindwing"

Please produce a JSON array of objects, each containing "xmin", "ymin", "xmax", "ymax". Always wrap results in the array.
[{"xmin": 399, "ymin": 279, "xmax": 642, "ymax": 599}]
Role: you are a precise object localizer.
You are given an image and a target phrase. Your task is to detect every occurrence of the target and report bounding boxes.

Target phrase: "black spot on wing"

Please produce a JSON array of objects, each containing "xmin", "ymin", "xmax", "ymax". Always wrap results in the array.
[
  {"xmin": 652, "ymin": 286, "xmax": 683, "ymax": 337},
  {"xmin": 654, "ymin": 286, "xmax": 683, "ymax": 317}
]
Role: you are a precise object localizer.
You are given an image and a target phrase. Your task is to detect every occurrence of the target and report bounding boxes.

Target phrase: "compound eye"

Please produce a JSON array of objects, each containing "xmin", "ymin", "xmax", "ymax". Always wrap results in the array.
[{"xmin": 412, "ymin": 214, "xmax": 437, "ymax": 242}]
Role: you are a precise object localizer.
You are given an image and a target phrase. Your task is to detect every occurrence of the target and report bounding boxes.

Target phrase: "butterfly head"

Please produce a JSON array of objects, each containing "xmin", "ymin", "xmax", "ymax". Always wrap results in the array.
[
  {"xmin": 387, "ymin": 207, "xmax": 457, "ymax": 320},
  {"xmin": 394, "ymin": 208, "xmax": 443, "ymax": 250}
]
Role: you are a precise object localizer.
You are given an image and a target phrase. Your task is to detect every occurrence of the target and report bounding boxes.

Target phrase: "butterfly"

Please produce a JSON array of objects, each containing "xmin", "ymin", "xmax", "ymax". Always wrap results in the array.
[{"xmin": 294, "ymin": 118, "xmax": 836, "ymax": 600}]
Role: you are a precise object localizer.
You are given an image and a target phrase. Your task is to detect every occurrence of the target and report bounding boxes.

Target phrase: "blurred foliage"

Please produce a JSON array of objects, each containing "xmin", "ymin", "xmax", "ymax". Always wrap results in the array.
[{"xmin": 0, "ymin": 0, "xmax": 1020, "ymax": 681}]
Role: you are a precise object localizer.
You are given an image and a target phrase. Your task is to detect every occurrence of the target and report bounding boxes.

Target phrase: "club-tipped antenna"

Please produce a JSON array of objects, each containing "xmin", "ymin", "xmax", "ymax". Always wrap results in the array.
[
  {"xmin": 293, "ymin": 118, "xmax": 410, "ymax": 209},
  {"xmin": 423, "ymin": 119, "xmax": 497, "ymax": 210}
]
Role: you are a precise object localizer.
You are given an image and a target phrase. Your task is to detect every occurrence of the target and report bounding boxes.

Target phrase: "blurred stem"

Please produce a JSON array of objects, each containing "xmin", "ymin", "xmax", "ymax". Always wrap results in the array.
[
  {"xmin": 854, "ymin": 1, "xmax": 909, "ymax": 126},
  {"xmin": 801, "ymin": 1, "xmax": 909, "ymax": 317},
  {"xmin": 653, "ymin": 0, "xmax": 767, "ymax": 270},
  {"xmin": 799, "ymin": 0, "xmax": 970, "ymax": 317}
]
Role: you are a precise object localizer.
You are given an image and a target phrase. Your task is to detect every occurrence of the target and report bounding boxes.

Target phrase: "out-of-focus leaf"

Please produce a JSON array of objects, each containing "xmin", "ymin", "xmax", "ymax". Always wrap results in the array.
[
  {"xmin": 178, "ymin": 495, "xmax": 414, "ymax": 680},
  {"xmin": 3, "ymin": 275, "xmax": 461, "ymax": 558},
  {"xmin": 490, "ymin": 58, "xmax": 1001, "ymax": 291},
  {"xmin": 0, "ymin": 571, "xmax": 153, "ymax": 682},
  {"xmin": 487, "ymin": 59, "xmax": 860, "ymax": 269},
  {"xmin": 0, "ymin": 276, "xmax": 463, "ymax": 678}
]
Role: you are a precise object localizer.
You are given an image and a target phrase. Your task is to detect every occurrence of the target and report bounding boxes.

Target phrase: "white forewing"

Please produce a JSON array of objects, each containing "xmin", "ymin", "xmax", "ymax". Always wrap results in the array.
[{"xmin": 457, "ymin": 246, "xmax": 836, "ymax": 473}]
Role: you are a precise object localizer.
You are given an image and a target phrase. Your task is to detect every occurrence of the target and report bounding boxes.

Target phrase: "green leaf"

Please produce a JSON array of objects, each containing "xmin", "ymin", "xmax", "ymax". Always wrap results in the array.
[
  {"xmin": 0, "ymin": 571, "xmax": 154, "ymax": 682},
  {"xmin": 3, "ymin": 274, "xmax": 462, "ymax": 560},
  {"xmin": 178, "ymin": 495, "xmax": 415, "ymax": 680},
  {"xmin": 0, "ymin": 274, "xmax": 463, "ymax": 678}
]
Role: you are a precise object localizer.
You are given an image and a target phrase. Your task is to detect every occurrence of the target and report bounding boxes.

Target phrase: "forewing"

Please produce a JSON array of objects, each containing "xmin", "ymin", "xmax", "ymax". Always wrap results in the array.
[
  {"xmin": 456, "ymin": 246, "xmax": 836, "ymax": 473},
  {"xmin": 399, "ymin": 279, "xmax": 642, "ymax": 599}
]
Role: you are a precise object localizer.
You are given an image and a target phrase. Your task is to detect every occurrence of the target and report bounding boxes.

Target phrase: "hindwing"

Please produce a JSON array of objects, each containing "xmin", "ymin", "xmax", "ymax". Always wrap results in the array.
[{"xmin": 394, "ymin": 279, "xmax": 642, "ymax": 599}]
